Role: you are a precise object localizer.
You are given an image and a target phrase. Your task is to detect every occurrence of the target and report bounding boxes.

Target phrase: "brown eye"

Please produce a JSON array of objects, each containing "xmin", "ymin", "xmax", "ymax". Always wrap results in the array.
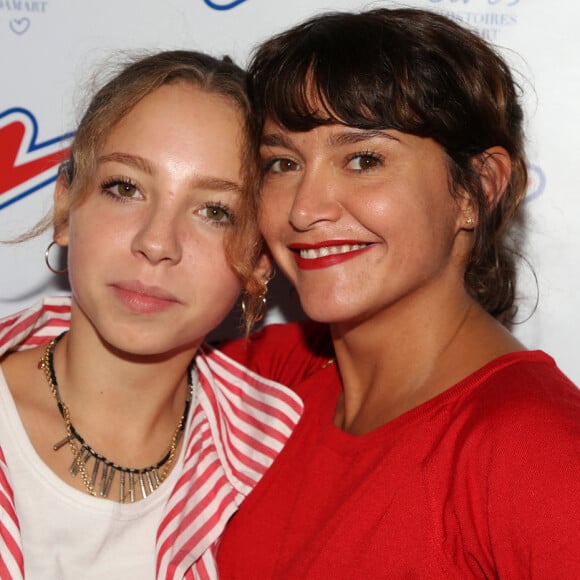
[
  {"xmin": 207, "ymin": 206, "xmax": 227, "ymax": 221},
  {"xmin": 347, "ymin": 153, "xmax": 383, "ymax": 171},
  {"xmin": 101, "ymin": 178, "xmax": 141, "ymax": 201},
  {"xmin": 200, "ymin": 203, "xmax": 233, "ymax": 225},
  {"xmin": 266, "ymin": 158, "xmax": 300, "ymax": 174},
  {"xmin": 115, "ymin": 182, "xmax": 138, "ymax": 197}
]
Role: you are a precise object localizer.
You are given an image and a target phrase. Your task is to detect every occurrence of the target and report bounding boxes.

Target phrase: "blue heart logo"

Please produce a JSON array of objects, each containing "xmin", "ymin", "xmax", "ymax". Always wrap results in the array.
[{"xmin": 10, "ymin": 17, "xmax": 31, "ymax": 35}]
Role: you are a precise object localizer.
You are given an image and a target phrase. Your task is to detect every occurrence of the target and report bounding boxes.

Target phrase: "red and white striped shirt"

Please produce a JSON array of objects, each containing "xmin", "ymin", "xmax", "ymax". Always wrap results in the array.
[{"xmin": 0, "ymin": 297, "xmax": 303, "ymax": 580}]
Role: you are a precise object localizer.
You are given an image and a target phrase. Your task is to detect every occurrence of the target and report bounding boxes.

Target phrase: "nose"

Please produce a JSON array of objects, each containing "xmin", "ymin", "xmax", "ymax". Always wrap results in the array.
[
  {"xmin": 131, "ymin": 203, "xmax": 182, "ymax": 265},
  {"xmin": 288, "ymin": 165, "xmax": 342, "ymax": 231}
]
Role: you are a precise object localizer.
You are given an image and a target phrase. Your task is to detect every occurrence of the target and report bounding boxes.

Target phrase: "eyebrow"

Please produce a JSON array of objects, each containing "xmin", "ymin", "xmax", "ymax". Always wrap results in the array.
[
  {"xmin": 330, "ymin": 129, "xmax": 399, "ymax": 147},
  {"xmin": 261, "ymin": 133, "xmax": 293, "ymax": 149},
  {"xmin": 98, "ymin": 152, "xmax": 242, "ymax": 194},
  {"xmin": 194, "ymin": 176, "xmax": 242, "ymax": 194},
  {"xmin": 99, "ymin": 152, "xmax": 155, "ymax": 175},
  {"xmin": 261, "ymin": 128, "xmax": 399, "ymax": 149}
]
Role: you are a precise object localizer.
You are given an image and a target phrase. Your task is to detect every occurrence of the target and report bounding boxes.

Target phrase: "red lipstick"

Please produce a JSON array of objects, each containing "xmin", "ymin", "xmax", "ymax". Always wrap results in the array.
[{"xmin": 289, "ymin": 241, "xmax": 373, "ymax": 270}]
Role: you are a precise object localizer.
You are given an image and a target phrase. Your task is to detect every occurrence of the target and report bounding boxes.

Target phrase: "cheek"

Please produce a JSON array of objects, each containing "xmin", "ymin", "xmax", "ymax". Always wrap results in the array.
[
  {"xmin": 69, "ymin": 213, "xmax": 124, "ymax": 254},
  {"xmin": 197, "ymin": 256, "xmax": 242, "ymax": 311},
  {"xmin": 258, "ymin": 185, "xmax": 290, "ymax": 241},
  {"xmin": 66, "ymin": 206, "xmax": 133, "ymax": 281},
  {"xmin": 257, "ymin": 204, "xmax": 278, "ymax": 243},
  {"xmin": 185, "ymin": 237, "xmax": 239, "ymax": 282}
]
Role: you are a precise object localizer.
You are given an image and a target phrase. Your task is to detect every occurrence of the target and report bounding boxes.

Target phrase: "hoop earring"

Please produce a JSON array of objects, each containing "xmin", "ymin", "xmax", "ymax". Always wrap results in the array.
[
  {"xmin": 45, "ymin": 241, "xmax": 68, "ymax": 275},
  {"xmin": 241, "ymin": 270, "xmax": 274, "ymax": 328},
  {"xmin": 241, "ymin": 288, "xmax": 267, "ymax": 326}
]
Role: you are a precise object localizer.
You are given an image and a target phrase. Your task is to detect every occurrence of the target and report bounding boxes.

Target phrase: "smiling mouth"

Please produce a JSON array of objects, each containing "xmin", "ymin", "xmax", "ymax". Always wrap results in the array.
[
  {"xmin": 297, "ymin": 243, "xmax": 369, "ymax": 259},
  {"xmin": 290, "ymin": 242, "xmax": 373, "ymax": 270}
]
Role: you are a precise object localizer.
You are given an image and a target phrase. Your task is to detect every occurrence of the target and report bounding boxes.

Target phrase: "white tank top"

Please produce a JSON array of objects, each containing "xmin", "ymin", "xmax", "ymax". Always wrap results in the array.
[{"xmin": 0, "ymin": 366, "xmax": 189, "ymax": 580}]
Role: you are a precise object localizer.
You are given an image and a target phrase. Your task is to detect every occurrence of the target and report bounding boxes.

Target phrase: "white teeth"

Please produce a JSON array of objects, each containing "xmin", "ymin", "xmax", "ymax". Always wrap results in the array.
[{"xmin": 299, "ymin": 244, "xmax": 368, "ymax": 259}]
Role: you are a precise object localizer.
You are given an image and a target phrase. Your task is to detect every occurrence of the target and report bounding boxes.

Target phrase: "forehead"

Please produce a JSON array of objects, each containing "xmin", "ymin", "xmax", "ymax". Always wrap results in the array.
[
  {"xmin": 102, "ymin": 83, "xmax": 246, "ymax": 181},
  {"xmin": 111, "ymin": 83, "xmax": 244, "ymax": 140}
]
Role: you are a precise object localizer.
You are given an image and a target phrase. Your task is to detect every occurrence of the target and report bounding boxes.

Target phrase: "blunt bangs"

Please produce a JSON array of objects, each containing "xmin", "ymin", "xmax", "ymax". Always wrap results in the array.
[
  {"xmin": 249, "ymin": 10, "xmax": 505, "ymax": 156},
  {"xmin": 249, "ymin": 13, "xmax": 415, "ymax": 133}
]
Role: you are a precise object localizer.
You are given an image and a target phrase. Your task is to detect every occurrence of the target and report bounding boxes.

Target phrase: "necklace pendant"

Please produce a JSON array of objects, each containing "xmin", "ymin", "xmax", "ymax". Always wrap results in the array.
[
  {"xmin": 152, "ymin": 469, "xmax": 162, "ymax": 488},
  {"xmin": 70, "ymin": 447, "xmax": 90, "ymax": 476},
  {"xmin": 139, "ymin": 473, "xmax": 149, "ymax": 499},
  {"xmin": 119, "ymin": 471, "xmax": 126, "ymax": 503},
  {"xmin": 53, "ymin": 434, "xmax": 74, "ymax": 451},
  {"xmin": 99, "ymin": 464, "xmax": 114, "ymax": 498},
  {"xmin": 128, "ymin": 472, "xmax": 136, "ymax": 503},
  {"xmin": 145, "ymin": 470, "xmax": 157, "ymax": 493},
  {"xmin": 90, "ymin": 458, "xmax": 101, "ymax": 489}
]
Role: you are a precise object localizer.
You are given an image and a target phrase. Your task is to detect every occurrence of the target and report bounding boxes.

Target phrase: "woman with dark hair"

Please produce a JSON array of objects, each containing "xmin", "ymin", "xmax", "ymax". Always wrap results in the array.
[{"xmin": 217, "ymin": 8, "xmax": 580, "ymax": 578}]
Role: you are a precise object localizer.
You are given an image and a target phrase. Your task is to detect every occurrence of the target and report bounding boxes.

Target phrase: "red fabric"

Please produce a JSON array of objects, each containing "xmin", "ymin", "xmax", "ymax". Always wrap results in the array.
[
  {"xmin": 219, "ymin": 320, "xmax": 333, "ymax": 385},
  {"xmin": 218, "ymin": 323, "xmax": 580, "ymax": 579}
]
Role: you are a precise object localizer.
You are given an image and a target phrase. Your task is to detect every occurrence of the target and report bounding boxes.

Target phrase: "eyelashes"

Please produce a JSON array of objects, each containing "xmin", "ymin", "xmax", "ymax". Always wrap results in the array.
[
  {"xmin": 199, "ymin": 201, "xmax": 236, "ymax": 226},
  {"xmin": 262, "ymin": 157, "xmax": 300, "ymax": 174},
  {"xmin": 100, "ymin": 177, "xmax": 141, "ymax": 201},
  {"xmin": 99, "ymin": 177, "xmax": 236, "ymax": 227},
  {"xmin": 345, "ymin": 151, "xmax": 384, "ymax": 171},
  {"xmin": 261, "ymin": 150, "xmax": 385, "ymax": 176}
]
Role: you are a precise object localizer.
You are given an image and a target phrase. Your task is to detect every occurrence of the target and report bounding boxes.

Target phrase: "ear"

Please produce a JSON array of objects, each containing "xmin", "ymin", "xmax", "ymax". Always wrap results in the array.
[
  {"xmin": 477, "ymin": 146, "xmax": 512, "ymax": 210},
  {"xmin": 457, "ymin": 146, "xmax": 512, "ymax": 231},
  {"xmin": 252, "ymin": 251, "xmax": 275, "ymax": 287},
  {"xmin": 52, "ymin": 172, "xmax": 71, "ymax": 247}
]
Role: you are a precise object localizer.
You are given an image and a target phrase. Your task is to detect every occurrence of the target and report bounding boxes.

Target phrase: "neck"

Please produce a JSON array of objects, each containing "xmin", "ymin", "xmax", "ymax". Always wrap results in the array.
[
  {"xmin": 40, "ymin": 333, "xmax": 193, "ymax": 501},
  {"xmin": 329, "ymin": 286, "xmax": 521, "ymax": 435},
  {"xmin": 48, "ymin": 323, "xmax": 198, "ymax": 470}
]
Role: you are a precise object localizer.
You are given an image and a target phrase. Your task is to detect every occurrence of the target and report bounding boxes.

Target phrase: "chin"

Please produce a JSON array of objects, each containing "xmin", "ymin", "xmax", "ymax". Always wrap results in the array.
[
  {"xmin": 300, "ymin": 301, "xmax": 357, "ymax": 325},
  {"xmin": 300, "ymin": 293, "xmax": 381, "ymax": 329},
  {"xmin": 99, "ymin": 328, "xmax": 196, "ymax": 360}
]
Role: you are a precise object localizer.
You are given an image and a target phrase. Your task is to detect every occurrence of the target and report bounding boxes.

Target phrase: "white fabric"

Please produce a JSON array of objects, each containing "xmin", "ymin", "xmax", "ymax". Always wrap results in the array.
[{"xmin": 0, "ymin": 365, "xmax": 188, "ymax": 580}]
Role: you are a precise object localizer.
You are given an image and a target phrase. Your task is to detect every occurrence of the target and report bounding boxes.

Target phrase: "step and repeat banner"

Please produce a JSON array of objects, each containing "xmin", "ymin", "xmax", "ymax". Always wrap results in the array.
[{"xmin": 1, "ymin": 0, "xmax": 579, "ymax": 383}]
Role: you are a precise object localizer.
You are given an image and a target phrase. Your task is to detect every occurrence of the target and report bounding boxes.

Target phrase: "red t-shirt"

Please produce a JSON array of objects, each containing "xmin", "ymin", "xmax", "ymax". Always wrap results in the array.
[{"xmin": 219, "ymin": 322, "xmax": 580, "ymax": 579}]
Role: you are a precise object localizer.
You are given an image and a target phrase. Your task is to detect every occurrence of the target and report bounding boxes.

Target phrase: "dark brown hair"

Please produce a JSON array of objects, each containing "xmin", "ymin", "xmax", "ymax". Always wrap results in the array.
[{"xmin": 248, "ymin": 8, "xmax": 528, "ymax": 325}]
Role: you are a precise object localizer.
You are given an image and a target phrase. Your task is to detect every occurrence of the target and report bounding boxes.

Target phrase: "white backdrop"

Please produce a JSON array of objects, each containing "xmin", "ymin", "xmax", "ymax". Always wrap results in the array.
[{"xmin": 1, "ymin": 0, "xmax": 579, "ymax": 384}]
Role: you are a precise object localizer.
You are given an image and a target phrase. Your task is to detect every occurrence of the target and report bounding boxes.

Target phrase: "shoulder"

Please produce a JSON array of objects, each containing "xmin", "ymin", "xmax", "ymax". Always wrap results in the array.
[
  {"xmin": 219, "ymin": 320, "xmax": 333, "ymax": 386},
  {"xmin": 0, "ymin": 296, "xmax": 71, "ymax": 357},
  {"xmin": 447, "ymin": 350, "xmax": 580, "ymax": 502},
  {"xmin": 428, "ymin": 351, "xmax": 580, "ymax": 572},
  {"xmin": 441, "ymin": 351, "xmax": 580, "ymax": 463},
  {"xmin": 430, "ymin": 350, "xmax": 580, "ymax": 497},
  {"xmin": 464, "ymin": 352, "xmax": 580, "ymax": 572},
  {"xmin": 460, "ymin": 350, "xmax": 580, "ymax": 432}
]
